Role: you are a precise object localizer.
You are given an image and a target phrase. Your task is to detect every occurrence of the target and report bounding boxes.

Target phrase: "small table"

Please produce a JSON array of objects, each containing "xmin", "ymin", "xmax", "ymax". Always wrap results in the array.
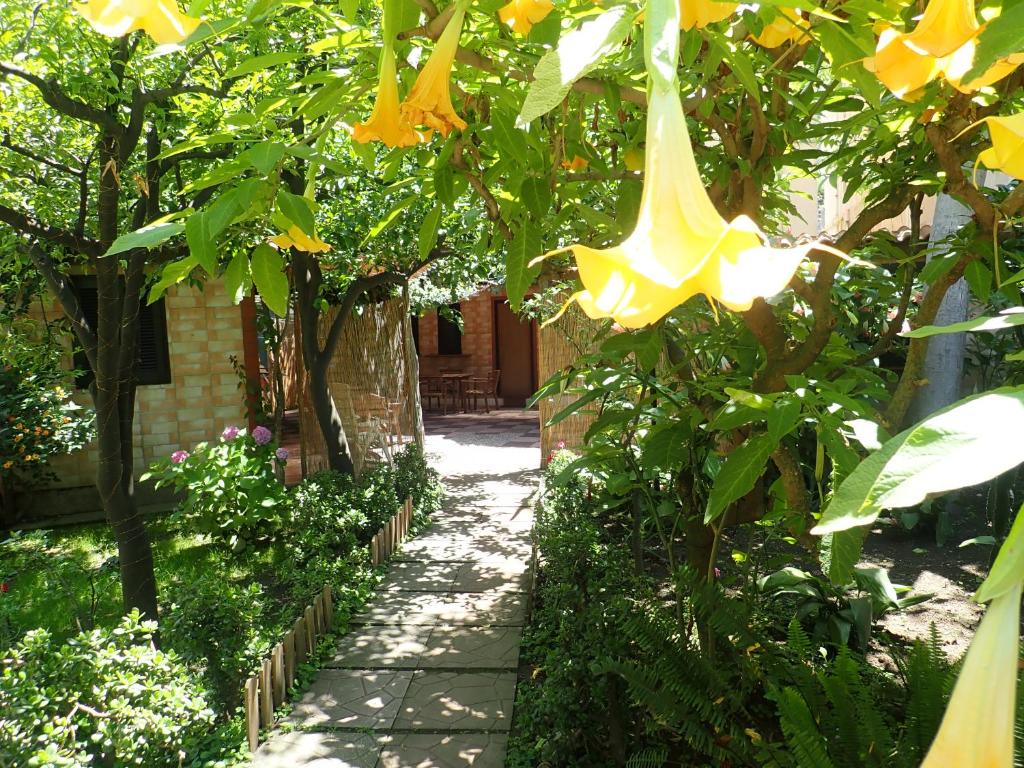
[{"xmin": 440, "ymin": 373, "xmax": 471, "ymax": 413}]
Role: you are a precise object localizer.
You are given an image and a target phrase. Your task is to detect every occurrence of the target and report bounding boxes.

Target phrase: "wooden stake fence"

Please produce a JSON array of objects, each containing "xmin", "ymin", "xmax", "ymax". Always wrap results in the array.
[{"xmin": 243, "ymin": 497, "xmax": 412, "ymax": 752}]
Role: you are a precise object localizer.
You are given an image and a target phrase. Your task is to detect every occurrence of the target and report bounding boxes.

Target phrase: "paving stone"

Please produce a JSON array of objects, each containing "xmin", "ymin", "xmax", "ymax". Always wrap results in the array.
[
  {"xmin": 253, "ymin": 731, "xmax": 382, "ymax": 767},
  {"xmin": 437, "ymin": 591, "xmax": 527, "ymax": 626},
  {"xmin": 392, "ymin": 671, "xmax": 517, "ymax": 731},
  {"xmin": 284, "ymin": 670, "xmax": 413, "ymax": 729},
  {"xmin": 328, "ymin": 626, "xmax": 433, "ymax": 668},
  {"xmin": 375, "ymin": 733, "xmax": 509, "ymax": 768},
  {"xmin": 351, "ymin": 592, "xmax": 448, "ymax": 625},
  {"xmin": 418, "ymin": 626, "xmax": 522, "ymax": 669},
  {"xmin": 451, "ymin": 561, "xmax": 530, "ymax": 593},
  {"xmin": 395, "ymin": 535, "xmax": 531, "ymax": 562},
  {"xmin": 380, "ymin": 561, "xmax": 459, "ymax": 592}
]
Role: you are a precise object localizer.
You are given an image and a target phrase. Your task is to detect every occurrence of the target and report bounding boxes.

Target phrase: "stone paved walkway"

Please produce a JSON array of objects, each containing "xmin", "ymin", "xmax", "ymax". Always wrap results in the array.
[{"xmin": 254, "ymin": 410, "xmax": 539, "ymax": 768}]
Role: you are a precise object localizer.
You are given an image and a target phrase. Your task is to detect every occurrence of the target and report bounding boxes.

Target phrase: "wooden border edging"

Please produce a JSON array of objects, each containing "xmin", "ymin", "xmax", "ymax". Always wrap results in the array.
[{"xmin": 243, "ymin": 497, "xmax": 414, "ymax": 752}]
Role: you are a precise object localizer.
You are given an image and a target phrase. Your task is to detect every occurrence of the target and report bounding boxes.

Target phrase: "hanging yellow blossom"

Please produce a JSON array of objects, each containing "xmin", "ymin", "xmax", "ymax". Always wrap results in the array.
[
  {"xmin": 400, "ymin": 2, "xmax": 469, "ymax": 138},
  {"xmin": 352, "ymin": 44, "xmax": 431, "ymax": 148},
  {"xmin": 623, "ymin": 147, "xmax": 645, "ymax": 172},
  {"xmin": 921, "ymin": 511, "xmax": 1024, "ymax": 768},
  {"xmin": 679, "ymin": 0, "xmax": 736, "ymax": 30},
  {"xmin": 498, "ymin": 0, "xmax": 554, "ymax": 35},
  {"xmin": 866, "ymin": 0, "xmax": 1023, "ymax": 100},
  {"xmin": 76, "ymin": 0, "xmax": 200, "ymax": 45},
  {"xmin": 750, "ymin": 8, "xmax": 807, "ymax": 49},
  {"xmin": 561, "ymin": 155, "xmax": 589, "ymax": 171},
  {"xmin": 534, "ymin": 87, "xmax": 821, "ymax": 329},
  {"xmin": 967, "ymin": 112, "xmax": 1024, "ymax": 181},
  {"xmin": 269, "ymin": 226, "xmax": 331, "ymax": 254}
]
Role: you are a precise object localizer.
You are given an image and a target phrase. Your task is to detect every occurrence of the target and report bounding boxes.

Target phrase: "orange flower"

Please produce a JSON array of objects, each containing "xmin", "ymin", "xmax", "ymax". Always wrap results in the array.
[
  {"xmin": 866, "ymin": 0, "xmax": 1023, "ymax": 100},
  {"xmin": 680, "ymin": 0, "xmax": 736, "ymax": 30},
  {"xmin": 401, "ymin": 2, "xmax": 469, "ymax": 138},
  {"xmin": 561, "ymin": 155, "xmax": 589, "ymax": 171},
  {"xmin": 352, "ymin": 44, "xmax": 431, "ymax": 148},
  {"xmin": 750, "ymin": 8, "xmax": 808, "ymax": 49},
  {"xmin": 76, "ymin": 0, "xmax": 200, "ymax": 45},
  {"xmin": 498, "ymin": 0, "xmax": 554, "ymax": 35}
]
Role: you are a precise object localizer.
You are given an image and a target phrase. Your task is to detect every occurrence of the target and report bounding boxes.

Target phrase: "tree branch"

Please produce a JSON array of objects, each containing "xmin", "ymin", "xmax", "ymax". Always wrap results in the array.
[
  {"xmin": 0, "ymin": 62, "xmax": 120, "ymax": 131},
  {"xmin": 0, "ymin": 203, "xmax": 103, "ymax": 256},
  {"xmin": 26, "ymin": 245, "xmax": 98, "ymax": 372}
]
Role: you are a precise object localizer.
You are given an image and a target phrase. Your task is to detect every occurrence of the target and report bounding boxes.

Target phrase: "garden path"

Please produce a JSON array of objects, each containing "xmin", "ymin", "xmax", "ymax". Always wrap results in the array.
[{"xmin": 254, "ymin": 409, "xmax": 540, "ymax": 768}]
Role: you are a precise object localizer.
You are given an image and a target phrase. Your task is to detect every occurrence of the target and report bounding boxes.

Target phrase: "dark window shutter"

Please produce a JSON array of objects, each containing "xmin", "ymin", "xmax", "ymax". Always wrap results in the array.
[
  {"xmin": 437, "ymin": 303, "xmax": 462, "ymax": 356},
  {"xmin": 72, "ymin": 277, "xmax": 172, "ymax": 388}
]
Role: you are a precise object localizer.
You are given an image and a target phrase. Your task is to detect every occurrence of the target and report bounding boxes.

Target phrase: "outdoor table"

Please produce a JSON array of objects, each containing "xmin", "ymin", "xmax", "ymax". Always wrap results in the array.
[{"xmin": 440, "ymin": 373, "xmax": 471, "ymax": 413}]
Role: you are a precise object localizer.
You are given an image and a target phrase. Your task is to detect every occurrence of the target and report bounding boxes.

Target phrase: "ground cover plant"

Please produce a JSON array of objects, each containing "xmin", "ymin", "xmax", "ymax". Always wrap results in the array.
[{"xmin": 0, "ymin": 443, "xmax": 443, "ymax": 766}]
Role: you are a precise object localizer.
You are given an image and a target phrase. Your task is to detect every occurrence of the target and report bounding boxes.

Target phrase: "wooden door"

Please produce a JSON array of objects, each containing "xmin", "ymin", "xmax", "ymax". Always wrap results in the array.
[{"xmin": 493, "ymin": 300, "xmax": 536, "ymax": 407}]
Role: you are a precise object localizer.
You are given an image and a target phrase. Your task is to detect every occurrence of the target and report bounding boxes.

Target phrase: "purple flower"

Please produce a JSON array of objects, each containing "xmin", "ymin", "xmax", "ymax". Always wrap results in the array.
[
  {"xmin": 221, "ymin": 425, "xmax": 240, "ymax": 441},
  {"xmin": 171, "ymin": 450, "xmax": 190, "ymax": 464},
  {"xmin": 714, "ymin": 567, "xmax": 722, "ymax": 579},
  {"xmin": 252, "ymin": 426, "xmax": 273, "ymax": 446},
  {"xmin": 275, "ymin": 447, "xmax": 289, "ymax": 462}
]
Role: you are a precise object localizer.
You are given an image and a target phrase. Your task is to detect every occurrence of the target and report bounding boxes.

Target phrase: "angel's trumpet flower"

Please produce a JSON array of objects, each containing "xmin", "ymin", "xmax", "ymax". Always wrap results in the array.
[
  {"xmin": 968, "ymin": 112, "xmax": 1024, "ymax": 181},
  {"xmin": 76, "ymin": 0, "xmax": 199, "ymax": 44},
  {"xmin": 750, "ymin": 8, "xmax": 807, "ymax": 49},
  {"xmin": 535, "ymin": 87, "xmax": 821, "ymax": 329},
  {"xmin": 866, "ymin": 0, "xmax": 1023, "ymax": 100},
  {"xmin": 921, "ymin": 509, "xmax": 1024, "ymax": 768},
  {"xmin": 401, "ymin": 2, "xmax": 469, "ymax": 137},
  {"xmin": 269, "ymin": 226, "xmax": 331, "ymax": 254},
  {"xmin": 498, "ymin": 0, "xmax": 554, "ymax": 35},
  {"xmin": 352, "ymin": 44, "xmax": 431, "ymax": 148},
  {"xmin": 680, "ymin": 0, "xmax": 736, "ymax": 30}
]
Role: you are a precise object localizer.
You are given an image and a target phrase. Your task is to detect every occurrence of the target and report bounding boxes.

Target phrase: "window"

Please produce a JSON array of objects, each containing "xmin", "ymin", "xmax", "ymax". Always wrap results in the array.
[
  {"xmin": 437, "ymin": 303, "xmax": 463, "ymax": 356},
  {"xmin": 72, "ymin": 277, "xmax": 172, "ymax": 388}
]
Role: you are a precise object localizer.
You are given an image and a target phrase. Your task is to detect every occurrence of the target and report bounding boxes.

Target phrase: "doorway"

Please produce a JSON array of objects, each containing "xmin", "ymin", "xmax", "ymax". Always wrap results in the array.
[{"xmin": 493, "ymin": 300, "xmax": 537, "ymax": 407}]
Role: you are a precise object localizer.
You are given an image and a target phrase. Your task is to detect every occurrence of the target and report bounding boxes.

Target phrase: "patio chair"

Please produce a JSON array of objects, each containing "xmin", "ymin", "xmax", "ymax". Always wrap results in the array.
[
  {"xmin": 420, "ymin": 377, "xmax": 447, "ymax": 414},
  {"xmin": 466, "ymin": 369, "xmax": 501, "ymax": 413}
]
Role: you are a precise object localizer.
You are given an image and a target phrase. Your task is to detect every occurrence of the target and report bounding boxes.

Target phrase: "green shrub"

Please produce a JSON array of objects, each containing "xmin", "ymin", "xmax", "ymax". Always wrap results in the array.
[
  {"xmin": 143, "ymin": 426, "xmax": 288, "ymax": 552},
  {"xmin": 288, "ymin": 471, "xmax": 368, "ymax": 556},
  {"xmin": 355, "ymin": 463, "xmax": 401, "ymax": 534},
  {"xmin": 0, "ymin": 611, "xmax": 214, "ymax": 768},
  {"xmin": 161, "ymin": 572, "xmax": 267, "ymax": 711},
  {"xmin": 393, "ymin": 444, "xmax": 444, "ymax": 516}
]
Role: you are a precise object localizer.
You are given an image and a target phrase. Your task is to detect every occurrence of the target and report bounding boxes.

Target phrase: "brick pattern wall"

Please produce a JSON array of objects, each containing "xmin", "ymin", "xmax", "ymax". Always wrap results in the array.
[
  {"xmin": 40, "ymin": 280, "xmax": 248, "ymax": 490},
  {"xmin": 417, "ymin": 291, "xmax": 495, "ymax": 378}
]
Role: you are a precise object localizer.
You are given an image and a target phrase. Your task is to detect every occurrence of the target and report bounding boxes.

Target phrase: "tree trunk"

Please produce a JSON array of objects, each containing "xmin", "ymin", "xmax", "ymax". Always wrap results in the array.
[{"xmin": 309, "ymin": 358, "xmax": 355, "ymax": 476}]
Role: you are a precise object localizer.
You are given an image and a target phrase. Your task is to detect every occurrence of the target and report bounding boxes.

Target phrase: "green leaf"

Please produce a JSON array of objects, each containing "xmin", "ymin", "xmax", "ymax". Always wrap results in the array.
[
  {"xmin": 819, "ymin": 528, "xmax": 866, "ymax": 585},
  {"xmin": 223, "ymin": 251, "xmax": 251, "ymax": 304},
  {"xmin": 506, "ymin": 224, "xmax": 542, "ymax": 311},
  {"xmin": 492, "ymin": 111, "xmax": 530, "ymax": 161},
  {"xmin": 520, "ymin": 177, "xmax": 551, "ymax": 219},
  {"xmin": 964, "ymin": 260, "xmax": 993, "ymax": 302},
  {"xmin": 813, "ymin": 386, "xmax": 1024, "ymax": 536},
  {"xmin": 518, "ymin": 7, "xmax": 634, "ymax": 125},
  {"xmin": 977, "ymin": 503, "xmax": 1024, "ymax": 603},
  {"xmin": 185, "ymin": 212, "xmax": 218, "ymax": 275},
  {"xmin": 148, "ymin": 256, "xmax": 198, "ymax": 304},
  {"xmin": 226, "ymin": 51, "xmax": 305, "ymax": 79},
  {"xmin": 105, "ymin": 221, "xmax": 185, "ymax": 256},
  {"xmin": 418, "ymin": 204, "xmax": 442, "ymax": 262},
  {"xmin": 962, "ymin": 2, "xmax": 1024, "ymax": 82},
  {"xmin": 237, "ymin": 142, "xmax": 286, "ymax": 174},
  {"xmin": 902, "ymin": 308, "xmax": 1024, "ymax": 338},
  {"xmin": 434, "ymin": 165, "xmax": 455, "ymax": 206},
  {"xmin": 361, "ymin": 195, "xmax": 416, "ymax": 246},
  {"xmin": 705, "ymin": 433, "xmax": 776, "ymax": 523},
  {"xmin": 712, "ymin": 38, "xmax": 760, "ymax": 105},
  {"xmin": 275, "ymin": 190, "xmax": 315, "ymax": 236},
  {"xmin": 251, "ymin": 244, "xmax": 288, "ymax": 316}
]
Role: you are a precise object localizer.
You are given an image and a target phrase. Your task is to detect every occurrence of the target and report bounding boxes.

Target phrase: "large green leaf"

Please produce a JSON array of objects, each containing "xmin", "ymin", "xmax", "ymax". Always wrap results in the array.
[
  {"xmin": 518, "ymin": 7, "xmax": 633, "ymax": 125},
  {"xmin": 148, "ymin": 256, "xmax": 198, "ymax": 304},
  {"xmin": 705, "ymin": 433, "xmax": 777, "ymax": 523},
  {"xmin": 813, "ymin": 386, "xmax": 1024, "ymax": 535},
  {"xmin": 902, "ymin": 308, "xmax": 1024, "ymax": 338},
  {"xmin": 251, "ymin": 244, "xmax": 288, "ymax": 316},
  {"xmin": 225, "ymin": 51, "xmax": 305, "ymax": 79},
  {"xmin": 418, "ymin": 204, "xmax": 443, "ymax": 262},
  {"xmin": 185, "ymin": 212, "xmax": 218, "ymax": 275},
  {"xmin": 105, "ymin": 221, "xmax": 185, "ymax": 256},
  {"xmin": 962, "ymin": 2, "xmax": 1024, "ymax": 82},
  {"xmin": 275, "ymin": 190, "xmax": 315, "ymax": 237},
  {"xmin": 506, "ymin": 224, "xmax": 542, "ymax": 312},
  {"xmin": 223, "ymin": 250, "xmax": 252, "ymax": 304}
]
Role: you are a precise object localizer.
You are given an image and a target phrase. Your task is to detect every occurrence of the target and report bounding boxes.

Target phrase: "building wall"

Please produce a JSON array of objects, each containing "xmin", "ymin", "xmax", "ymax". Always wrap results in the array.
[
  {"xmin": 37, "ymin": 280, "xmax": 248, "ymax": 491},
  {"xmin": 416, "ymin": 290, "xmax": 497, "ymax": 379}
]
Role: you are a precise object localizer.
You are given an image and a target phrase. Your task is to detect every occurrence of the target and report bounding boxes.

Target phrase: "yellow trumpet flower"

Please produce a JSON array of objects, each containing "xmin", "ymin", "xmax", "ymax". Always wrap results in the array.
[
  {"xmin": 535, "ymin": 87, "xmax": 819, "ymax": 329},
  {"xmin": 76, "ymin": 0, "xmax": 199, "ymax": 45},
  {"xmin": 352, "ymin": 44, "xmax": 431, "ymax": 148},
  {"xmin": 968, "ymin": 112, "xmax": 1024, "ymax": 181},
  {"xmin": 921, "ymin": 504, "xmax": 1024, "ymax": 768},
  {"xmin": 750, "ymin": 8, "xmax": 807, "ymax": 49},
  {"xmin": 400, "ymin": 3, "xmax": 469, "ymax": 138},
  {"xmin": 680, "ymin": 0, "xmax": 736, "ymax": 30},
  {"xmin": 269, "ymin": 226, "xmax": 331, "ymax": 254},
  {"xmin": 866, "ymin": 0, "xmax": 1023, "ymax": 100},
  {"xmin": 498, "ymin": 0, "xmax": 554, "ymax": 35}
]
